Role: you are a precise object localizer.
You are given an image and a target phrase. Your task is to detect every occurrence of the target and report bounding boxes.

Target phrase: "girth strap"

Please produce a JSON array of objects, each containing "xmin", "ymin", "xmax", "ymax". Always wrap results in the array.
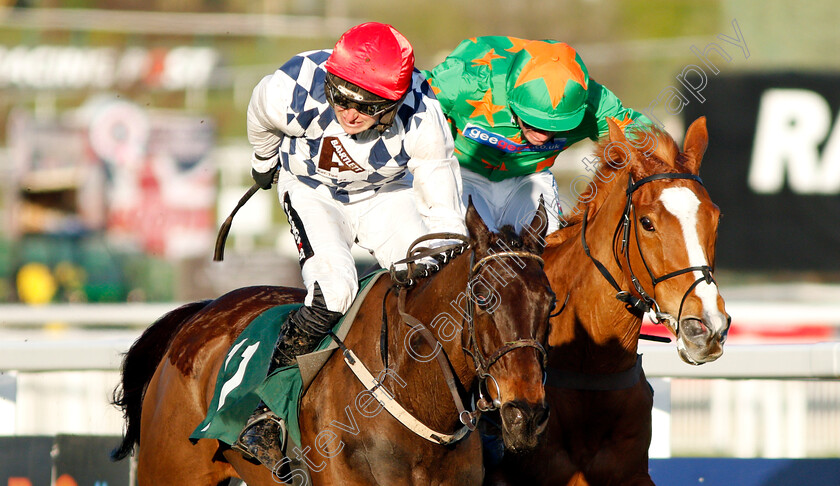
[{"xmin": 545, "ymin": 355, "xmax": 644, "ymax": 391}]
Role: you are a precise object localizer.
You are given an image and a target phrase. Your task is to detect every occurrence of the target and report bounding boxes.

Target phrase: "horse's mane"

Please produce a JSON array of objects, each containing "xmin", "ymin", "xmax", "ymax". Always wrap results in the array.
[{"xmin": 546, "ymin": 124, "xmax": 690, "ymax": 246}]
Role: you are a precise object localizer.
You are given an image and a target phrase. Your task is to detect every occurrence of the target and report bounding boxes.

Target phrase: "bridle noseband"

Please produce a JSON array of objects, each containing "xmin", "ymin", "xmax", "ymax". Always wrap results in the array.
[{"xmin": 581, "ymin": 172, "xmax": 717, "ymax": 335}]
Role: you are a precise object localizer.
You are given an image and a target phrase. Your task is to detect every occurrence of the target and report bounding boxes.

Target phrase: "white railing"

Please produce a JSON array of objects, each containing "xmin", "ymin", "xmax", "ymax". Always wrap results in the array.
[
  {"xmin": 2, "ymin": 337, "xmax": 839, "ymax": 377},
  {"xmin": 2, "ymin": 299, "xmax": 839, "ymax": 374},
  {"xmin": 4, "ymin": 299, "xmax": 839, "ymax": 326},
  {"xmin": 0, "ymin": 303, "xmax": 180, "ymax": 327},
  {"xmin": 1, "ymin": 301, "xmax": 839, "ymax": 458},
  {"xmin": 641, "ymin": 342, "xmax": 840, "ymax": 379}
]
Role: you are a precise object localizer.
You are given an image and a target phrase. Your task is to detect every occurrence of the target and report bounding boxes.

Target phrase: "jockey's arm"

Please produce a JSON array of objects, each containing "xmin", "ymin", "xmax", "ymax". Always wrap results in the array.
[
  {"xmin": 246, "ymin": 72, "xmax": 303, "ymax": 174},
  {"xmin": 405, "ymin": 99, "xmax": 467, "ymax": 239},
  {"xmin": 408, "ymin": 155, "xmax": 467, "ymax": 237},
  {"xmin": 590, "ymin": 80, "xmax": 654, "ymax": 139}
]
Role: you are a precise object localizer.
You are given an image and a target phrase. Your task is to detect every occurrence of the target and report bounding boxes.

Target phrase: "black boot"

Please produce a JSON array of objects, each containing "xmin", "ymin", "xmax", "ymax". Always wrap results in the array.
[
  {"xmin": 231, "ymin": 307, "xmax": 330, "ymax": 467},
  {"xmin": 233, "ymin": 285, "xmax": 342, "ymax": 466},
  {"xmin": 268, "ymin": 301, "xmax": 344, "ymax": 372}
]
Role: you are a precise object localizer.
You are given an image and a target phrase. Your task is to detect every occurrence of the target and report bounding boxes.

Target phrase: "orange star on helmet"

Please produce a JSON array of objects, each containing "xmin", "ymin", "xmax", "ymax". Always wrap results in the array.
[
  {"xmin": 514, "ymin": 42, "xmax": 588, "ymax": 108},
  {"xmin": 505, "ymin": 37, "xmax": 531, "ymax": 53}
]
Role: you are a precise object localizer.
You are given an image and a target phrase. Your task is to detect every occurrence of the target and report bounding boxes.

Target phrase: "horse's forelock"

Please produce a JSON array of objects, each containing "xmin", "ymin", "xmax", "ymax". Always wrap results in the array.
[
  {"xmin": 496, "ymin": 225, "xmax": 524, "ymax": 249},
  {"xmin": 649, "ymin": 130, "xmax": 681, "ymax": 169}
]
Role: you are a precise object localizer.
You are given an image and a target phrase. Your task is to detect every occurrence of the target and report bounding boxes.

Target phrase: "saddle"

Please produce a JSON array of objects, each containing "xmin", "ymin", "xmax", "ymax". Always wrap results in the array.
[{"xmin": 189, "ymin": 270, "xmax": 387, "ymax": 452}]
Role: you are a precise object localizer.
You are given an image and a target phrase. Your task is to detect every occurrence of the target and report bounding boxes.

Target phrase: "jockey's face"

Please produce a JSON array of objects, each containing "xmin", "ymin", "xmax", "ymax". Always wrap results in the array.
[
  {"xmin": 516, "ymin": 116, "xmax": 556, "ymax": 146},
  {"xmin": 333, "ymin": 105, "xmax": 381, "ymax": 135}
]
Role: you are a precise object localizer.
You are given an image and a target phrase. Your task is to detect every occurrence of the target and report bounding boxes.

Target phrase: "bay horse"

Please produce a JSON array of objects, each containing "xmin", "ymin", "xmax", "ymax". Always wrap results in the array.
[
  {"xmin": 112, "ymin": 202, "xmax": 556, "ymax": 485},
  {"xmin": 486, "ymin": 117, "xmax": 731, "ymax": 485}
]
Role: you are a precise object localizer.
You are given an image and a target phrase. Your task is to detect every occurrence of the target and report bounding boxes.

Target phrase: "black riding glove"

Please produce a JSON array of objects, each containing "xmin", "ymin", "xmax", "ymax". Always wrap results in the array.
[{"xmin": 252, "ymin": 165, "xmax": 278, "ymax": 190}]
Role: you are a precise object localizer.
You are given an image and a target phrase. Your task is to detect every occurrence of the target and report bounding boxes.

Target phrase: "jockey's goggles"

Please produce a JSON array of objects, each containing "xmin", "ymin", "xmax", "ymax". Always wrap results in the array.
[
  {"xmin": 325, "ymin": 74, "xmax": 400, "ymax": 117},
  {"xmin": 512, "ymin": 111, "xmax": 557, "ymax": 135}
]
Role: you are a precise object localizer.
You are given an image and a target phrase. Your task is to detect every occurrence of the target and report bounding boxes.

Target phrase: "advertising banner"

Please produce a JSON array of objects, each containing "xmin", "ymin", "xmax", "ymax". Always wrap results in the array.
[
  {"xmin": 684, "ymin": 73, "xmax": 840, "ymax": 271},
  {"xmin": 0, "ymin": 436, "xmax": 53, "ymax": 486},
  {"xmin": 8, "ymin": 97, "xmax": 217, "ymax": 259}
]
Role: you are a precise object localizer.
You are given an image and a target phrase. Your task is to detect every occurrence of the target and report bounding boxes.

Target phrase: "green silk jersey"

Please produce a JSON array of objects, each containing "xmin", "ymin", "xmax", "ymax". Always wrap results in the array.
[{"xmin": 424, "ymin": 36, "xmax": 651, "ymax": 181}]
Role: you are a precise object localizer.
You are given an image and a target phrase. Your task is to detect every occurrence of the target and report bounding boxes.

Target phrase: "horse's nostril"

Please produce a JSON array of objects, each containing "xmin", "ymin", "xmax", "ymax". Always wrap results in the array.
[
  {"xmin": 501, "ymin": 403, "xmax": 525, "ymax": 426},
  {"xmin": 534, "ymin": 405, "xmax": 549, "ymax": 428},
  {"xmin": 680, "ymin": 318, "xmax": 709, "ymax": 339}
]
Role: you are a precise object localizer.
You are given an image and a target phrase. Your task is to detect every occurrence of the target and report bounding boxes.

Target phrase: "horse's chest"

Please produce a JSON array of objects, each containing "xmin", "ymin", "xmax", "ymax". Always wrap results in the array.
[{"xmin": 340, "ymin": 433, "xmax": 482, "ymax": 485}]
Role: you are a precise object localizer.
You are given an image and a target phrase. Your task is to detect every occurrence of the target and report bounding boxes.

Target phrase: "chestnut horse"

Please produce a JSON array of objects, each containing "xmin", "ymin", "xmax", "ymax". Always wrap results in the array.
[
  {"xmin": 486, "ymin": 117, "xmax": 730, "ymax": 485},
  {"xmin": 112, "ymin": 203, "xmax": 556, "ymax": 485}
]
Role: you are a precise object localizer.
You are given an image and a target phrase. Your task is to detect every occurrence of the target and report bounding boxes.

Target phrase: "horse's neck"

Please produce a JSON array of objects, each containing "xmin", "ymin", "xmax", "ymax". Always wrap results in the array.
[
  {"xmin": 386, "ymin": 254, "xmax": 475, "ymax": 431},
  {"xmin": 545, "ymin": 173, "xmax": 643, "ymax": 373}
]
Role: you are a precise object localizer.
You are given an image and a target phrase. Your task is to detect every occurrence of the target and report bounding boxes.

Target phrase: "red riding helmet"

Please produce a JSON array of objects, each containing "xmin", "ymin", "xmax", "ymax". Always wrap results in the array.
[{"xmin": 325, "ymin": 22, "xmax": 415, "ymax": 102}]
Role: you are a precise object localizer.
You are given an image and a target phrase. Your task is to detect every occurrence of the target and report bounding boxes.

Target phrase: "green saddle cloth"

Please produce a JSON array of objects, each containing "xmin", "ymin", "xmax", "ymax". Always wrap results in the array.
[{"xmin": 190, "ymin": 270, "xmax": 385, "ymax": 448}]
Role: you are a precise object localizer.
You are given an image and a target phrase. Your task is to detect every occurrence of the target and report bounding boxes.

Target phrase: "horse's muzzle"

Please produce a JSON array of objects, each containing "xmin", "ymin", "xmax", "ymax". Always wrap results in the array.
[
  {"xmin": 677, "ymin": 311, "xmax": 730, "ymax": 364},
  {"xmin": 499, "ymin": 400, "xmax": 550, "ymax": 453}
]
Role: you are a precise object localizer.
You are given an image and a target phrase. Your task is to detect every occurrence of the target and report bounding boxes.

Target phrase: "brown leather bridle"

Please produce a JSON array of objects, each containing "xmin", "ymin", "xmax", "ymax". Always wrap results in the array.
[
  {"xmin": 387, "ymin": 233, "xmax": 549, "ymax": 427},
  {"xmin": 463, "ymin": 250, "xmax": 548, "ymax": 412}
]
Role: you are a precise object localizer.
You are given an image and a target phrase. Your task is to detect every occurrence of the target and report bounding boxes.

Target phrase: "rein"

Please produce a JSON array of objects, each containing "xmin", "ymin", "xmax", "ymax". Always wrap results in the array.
[
  {"xmin": 581, "ymin": 172, "xmax": 717, "ymax": 337},
  {"xmin": 338, "ymin": 233, "xmax": 547, "ymax": 445}
]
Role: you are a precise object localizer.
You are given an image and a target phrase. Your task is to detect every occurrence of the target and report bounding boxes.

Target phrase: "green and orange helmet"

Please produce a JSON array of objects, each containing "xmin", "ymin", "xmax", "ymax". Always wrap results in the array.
[{"xmin": 505, "ymin": 40, "xmax": 590, "ymax": 132}]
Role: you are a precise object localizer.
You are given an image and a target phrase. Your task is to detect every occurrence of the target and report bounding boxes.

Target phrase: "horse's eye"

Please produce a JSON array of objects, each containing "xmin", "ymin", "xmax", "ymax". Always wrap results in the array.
[{"xmin": 640, "ymin": 216, "xmax": 655, "ymax": 232}]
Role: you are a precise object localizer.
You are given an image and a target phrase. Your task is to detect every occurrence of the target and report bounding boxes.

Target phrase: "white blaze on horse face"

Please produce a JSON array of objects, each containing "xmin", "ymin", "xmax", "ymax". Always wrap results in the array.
[{"xmin": 659, "ymin": 187, "xmax": 721, "ymax": 318}]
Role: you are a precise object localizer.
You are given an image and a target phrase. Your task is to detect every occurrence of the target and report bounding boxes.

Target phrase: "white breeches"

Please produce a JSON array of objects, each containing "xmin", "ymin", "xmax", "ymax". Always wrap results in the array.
[
  {"xmin": 460, "ymin": 167, "xmax": 563, "ymax": 235},
  {"xmin": 276, "ymin": 172, "xmax": 429, "ymax": 314}
]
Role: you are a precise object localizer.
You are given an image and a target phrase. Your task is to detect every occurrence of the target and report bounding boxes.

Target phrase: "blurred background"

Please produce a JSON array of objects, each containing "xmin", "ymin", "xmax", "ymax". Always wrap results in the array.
[{"xmin": 0, "ymin": 0, "xmax": 839, "ymax": 484}]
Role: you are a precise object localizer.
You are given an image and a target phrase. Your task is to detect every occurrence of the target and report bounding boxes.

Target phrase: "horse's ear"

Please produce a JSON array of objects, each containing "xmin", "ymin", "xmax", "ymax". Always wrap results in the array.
[
  {"xmin": 521, "ymin": 198, "xmax": 548, "ymax": 255},
  {"xmin": 606, "ymin": 117, "xmax": 627, "ymax": 144},
  {"xmin": 681, "ymin": 116, "xmax": 708, "ymax": 175},
  {"xmin": 466, "ymin": 196, "xmax": 491, "ymax": 254},
  {"xmin": 605, "ymin": 117, "xmax": 642, "ymax": 179},
  {"xmin": 605, "ymin": 117, "xmax": 636, "ymax": 164}
]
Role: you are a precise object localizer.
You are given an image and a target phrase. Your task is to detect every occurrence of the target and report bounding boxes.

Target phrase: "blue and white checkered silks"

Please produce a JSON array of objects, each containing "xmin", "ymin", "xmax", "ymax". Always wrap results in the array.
[{"xmin": 247, "ymin": 49, "xmax": 447, "ymax": 204}]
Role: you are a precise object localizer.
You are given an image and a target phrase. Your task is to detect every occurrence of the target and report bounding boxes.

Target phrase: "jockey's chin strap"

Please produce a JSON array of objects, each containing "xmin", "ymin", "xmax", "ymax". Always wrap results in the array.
[{"xmin": 581, "ymin": 173, "xmax": 716, "ymax": 338}]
